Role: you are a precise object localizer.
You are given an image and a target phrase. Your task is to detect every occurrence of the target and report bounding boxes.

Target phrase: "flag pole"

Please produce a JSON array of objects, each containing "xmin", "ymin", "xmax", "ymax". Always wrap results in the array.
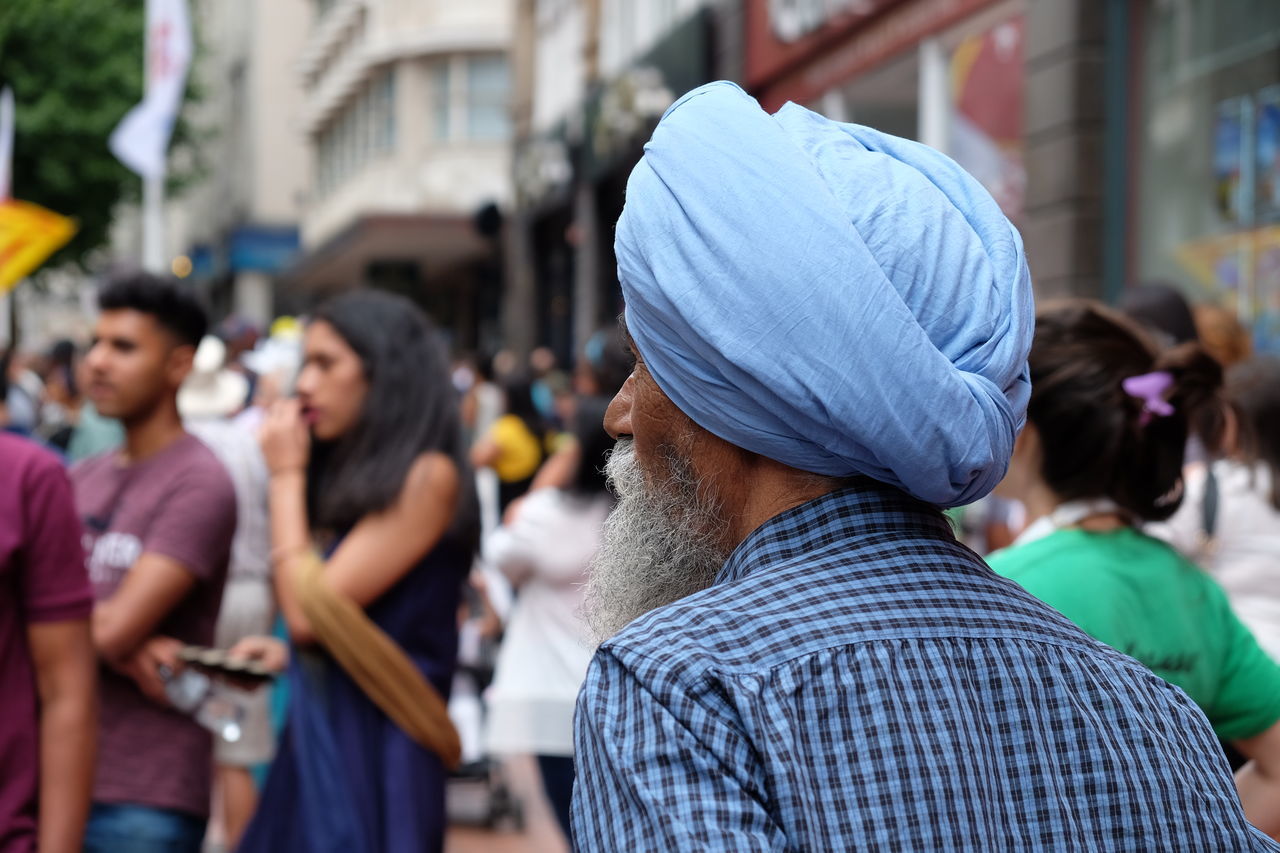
[
  {"xmin": 143, "ymin": 171, "xmax": 165, "ymax": 273},
  {"xmin": 109, "ymin": 0, "xmax": 191, "ymax": 274}
]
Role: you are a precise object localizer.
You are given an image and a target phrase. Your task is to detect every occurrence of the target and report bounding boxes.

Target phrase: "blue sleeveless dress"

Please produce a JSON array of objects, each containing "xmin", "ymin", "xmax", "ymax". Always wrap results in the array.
[{"xmin": 237, "ymin": 538, "xmax": 468, "ymax": 853}]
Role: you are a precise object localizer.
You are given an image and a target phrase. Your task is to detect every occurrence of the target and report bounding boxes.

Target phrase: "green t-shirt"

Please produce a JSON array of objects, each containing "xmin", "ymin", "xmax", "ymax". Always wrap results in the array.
[{"xmin": 988, "ymin": 526, "xmax": 1280, "ymax": 741}]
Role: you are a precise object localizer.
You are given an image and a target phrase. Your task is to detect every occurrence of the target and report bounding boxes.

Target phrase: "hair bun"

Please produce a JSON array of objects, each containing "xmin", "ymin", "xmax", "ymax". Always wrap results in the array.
[{"xmin": 1155, "ymin": 342, "xmax": 1227, "ymax": 453}]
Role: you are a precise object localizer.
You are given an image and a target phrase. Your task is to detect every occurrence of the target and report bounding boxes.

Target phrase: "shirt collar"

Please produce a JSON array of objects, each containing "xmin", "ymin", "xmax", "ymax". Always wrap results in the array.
[{"xmin": 716, "ymin": 477, "xmax": 955, "ymax": 585}]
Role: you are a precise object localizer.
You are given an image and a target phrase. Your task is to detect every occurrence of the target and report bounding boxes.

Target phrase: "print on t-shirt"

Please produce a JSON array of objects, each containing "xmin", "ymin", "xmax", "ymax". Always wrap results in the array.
[{"xmin": 85, "ymin": 531, "xmax": 142, "ymax": 588}]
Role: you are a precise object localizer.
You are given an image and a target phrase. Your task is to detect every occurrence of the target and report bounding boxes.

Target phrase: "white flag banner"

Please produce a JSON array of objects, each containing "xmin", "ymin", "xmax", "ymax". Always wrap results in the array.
[
  {"xmin": 109, "ymin": 0, "xmax": 193, "ymax": 180},
  {"xmin": 0, "ymin": 87, "xmax": 14, "ymax": 200}
]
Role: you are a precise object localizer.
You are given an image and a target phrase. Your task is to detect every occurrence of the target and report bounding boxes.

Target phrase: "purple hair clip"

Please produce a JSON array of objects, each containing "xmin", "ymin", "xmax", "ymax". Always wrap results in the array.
[{"xmin": 1122, "ymin": 371, "xmax": 1175, "ymax": 427}]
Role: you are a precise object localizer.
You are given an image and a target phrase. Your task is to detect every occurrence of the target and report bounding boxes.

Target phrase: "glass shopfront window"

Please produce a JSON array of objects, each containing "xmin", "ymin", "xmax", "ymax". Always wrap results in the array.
[{"xmin": 1136, "ymin": 0, "xmax": 1280, "ymax": 351}]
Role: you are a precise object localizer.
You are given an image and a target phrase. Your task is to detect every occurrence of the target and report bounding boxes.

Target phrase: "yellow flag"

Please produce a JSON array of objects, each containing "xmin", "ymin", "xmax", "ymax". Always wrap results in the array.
[{"xmin": 0, "ymin": 199, "xmax": 77, "ymax": 293}]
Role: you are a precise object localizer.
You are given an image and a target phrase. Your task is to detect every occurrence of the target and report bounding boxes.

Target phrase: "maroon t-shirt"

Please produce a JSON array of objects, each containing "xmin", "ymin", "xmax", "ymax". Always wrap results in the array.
[
  {"xmin": 72, "ymin": 433, "xmax": 236, "ymax": 818},
  {"xmin": 0, "ymin": 433, "xmax": 93, "ymax": 853}
]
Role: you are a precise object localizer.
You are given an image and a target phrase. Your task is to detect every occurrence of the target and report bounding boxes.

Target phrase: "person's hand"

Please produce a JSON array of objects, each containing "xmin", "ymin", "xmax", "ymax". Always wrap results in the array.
[
  {"xmin": 114, "ymin": 636, "xmax": 184, "ymax": 706},
  {"xmin": 227, "ymin": 635, "xmax": 290, "ymax": 674},
  {"xmin": 259, "ymin": 399, "xmax": 310, "ymax": 477}
]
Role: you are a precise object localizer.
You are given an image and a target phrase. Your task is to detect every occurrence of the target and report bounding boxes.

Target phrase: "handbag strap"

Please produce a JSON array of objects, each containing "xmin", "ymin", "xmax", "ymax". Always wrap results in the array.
[{"xmin": 293, "ymin": 551, "xmax": 462, "ymax": 769}]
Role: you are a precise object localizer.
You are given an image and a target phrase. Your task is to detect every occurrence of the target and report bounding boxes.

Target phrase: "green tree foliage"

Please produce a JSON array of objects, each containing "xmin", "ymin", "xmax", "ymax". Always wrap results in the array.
[{"xmin": 0, "ymin": 0, "xmax": 200, "ymax": 268}]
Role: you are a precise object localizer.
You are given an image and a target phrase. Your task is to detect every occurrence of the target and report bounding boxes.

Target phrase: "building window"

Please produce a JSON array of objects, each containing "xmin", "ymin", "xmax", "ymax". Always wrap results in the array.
[
  {"xmin": 1135, "ymin": 0, "xmax": 1280, "ymax": 352},
  {"xmin": 431, "ymin": 61, "xmax": 452, "ymax": 142},
  {"xmin": 371, "ymin": 69, "xmax": 396, "ymax": 153},
  {"xmin": 430, "ymin": 54, "xmax": 510, "ymax": 144},
  {"xmin": 467, "ymin": 56, "xmax": 510, "ymax": 141},
  {"xmin": 315, "ymin": 67, "xmax": 397, "ymax": 197}
]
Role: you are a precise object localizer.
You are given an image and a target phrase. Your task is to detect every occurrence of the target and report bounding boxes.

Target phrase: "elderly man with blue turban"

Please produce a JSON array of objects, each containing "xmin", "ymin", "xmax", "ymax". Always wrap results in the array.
[{"xmin": 572, "ymin": 83, "xmax": 1278, "ymax": 851}]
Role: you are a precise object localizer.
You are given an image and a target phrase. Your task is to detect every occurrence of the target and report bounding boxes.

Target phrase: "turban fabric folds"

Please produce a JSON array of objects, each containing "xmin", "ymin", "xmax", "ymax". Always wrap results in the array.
[{"xmin": 616, "ymin": 82, "xmax": 1034, "ymax": 507}]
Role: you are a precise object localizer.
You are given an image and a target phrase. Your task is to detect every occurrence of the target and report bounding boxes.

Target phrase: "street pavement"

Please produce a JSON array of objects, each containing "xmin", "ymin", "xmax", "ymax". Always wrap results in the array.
[{"xmin": 445, "ymin": 755, "xmax": 569, "ymax": 853}]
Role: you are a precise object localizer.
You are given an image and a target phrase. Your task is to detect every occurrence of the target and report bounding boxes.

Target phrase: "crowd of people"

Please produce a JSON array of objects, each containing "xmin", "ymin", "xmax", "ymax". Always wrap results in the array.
[{"xmin": 3, "ymin": 78, "xmax": 1280, "ymax": 852}]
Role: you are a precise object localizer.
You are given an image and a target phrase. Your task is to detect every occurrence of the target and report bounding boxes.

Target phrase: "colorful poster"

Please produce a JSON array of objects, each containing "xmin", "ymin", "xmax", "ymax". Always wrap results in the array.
[
  {"xmin": 1175, "ymin": 224, "xmax": 1280, "ymax": 353},
  {"xmin": 0, "ymin": 199, "xmax": 77, "ymax": 293},
  {"xmin": 1215, "ymin": 98, "xmax": 1246, "ymax": 223},
  {"xmin": 1258, "ymin": 86, "xmax": 1280, "ymax": 222},
  {"xmin": 949, "ymin": 15, "xmax": 1025, "ymax": 220}
]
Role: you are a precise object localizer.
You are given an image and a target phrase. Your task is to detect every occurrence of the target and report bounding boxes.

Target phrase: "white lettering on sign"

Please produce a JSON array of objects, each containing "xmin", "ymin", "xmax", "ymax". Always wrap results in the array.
[{"xmin": 768, "ymin": 0, "xmax": 877, "ymax": 43}]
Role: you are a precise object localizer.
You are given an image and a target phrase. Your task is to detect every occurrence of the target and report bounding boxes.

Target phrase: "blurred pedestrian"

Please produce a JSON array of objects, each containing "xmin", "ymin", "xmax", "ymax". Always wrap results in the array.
[
  {"xmin": 178, "ymin": 335, "xmax": 274, "ymax": 849},
  {"xmin": 1121, "ymin": 280, "xmax": 1200, "ymax": 347},
  {"xmin": 485, "ymin": 399, "xmax": 613, "ymax": 842},
  {"xmin": 1195, "ymin": 302, "xmax": 1255, "ymax": 368},
  {"xmin": 470, "ymin": 375, "xmax": 550, "ymax": 513},
  {"xmin": 988, "ymin": 301, "xmax": 1280, "ymax": 835},
  {"xmin": 3, "ymin": 348, "xmax": 42, "ymax": 433},
  {"xmin": 1159, "ymin": 355, "xmax": 1280, "ymax": 660},
  {"xmin": 36, "ymin": 339, "xmax": 79, "ymax": 452},
  {"xmin": 74, "ymin": 272, "xmax": 237, "ymax": 853},
  {"xmin": 528, "ymin": 328, "xmax": 631, "ymax": 494},
  {"xmin": 236, "ymin": 290, "xmax": 477, "ymax": 853},
  {"xmin": 571, "ymin": 81, "xmax": 1273, "ymax": 850},
  {"xmin": 0, "ymin": 389, "xmax": 97, "ymax": 853}
]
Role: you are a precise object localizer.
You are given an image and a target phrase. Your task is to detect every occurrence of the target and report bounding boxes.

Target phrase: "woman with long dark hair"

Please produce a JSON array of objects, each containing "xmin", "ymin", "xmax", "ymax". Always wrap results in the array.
[
  {"xmin": 988, "ymin": 301, "xmax": 1280, "ymax": 836},
  {"xmin": 235, "ymin": 291, "xmax": 476, "ymax": 853}
]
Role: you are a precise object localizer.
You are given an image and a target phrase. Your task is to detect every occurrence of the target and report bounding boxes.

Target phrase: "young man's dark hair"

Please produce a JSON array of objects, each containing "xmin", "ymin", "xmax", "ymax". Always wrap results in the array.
[{"xmin": 97, "ymin": 272, "xmax": 208, "ymax": 349}]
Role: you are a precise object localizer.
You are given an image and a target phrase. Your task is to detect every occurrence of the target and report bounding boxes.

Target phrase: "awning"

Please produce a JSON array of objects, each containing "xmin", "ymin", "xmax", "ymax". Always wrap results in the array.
[{"xmin": 282, "ymin": 212, "xmax": 490, "ymax": 294}]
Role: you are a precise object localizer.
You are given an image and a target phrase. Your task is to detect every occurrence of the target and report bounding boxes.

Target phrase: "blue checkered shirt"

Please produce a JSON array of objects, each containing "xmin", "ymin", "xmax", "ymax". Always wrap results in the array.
[{"xmin": 572, "ymin": 482, "xmax": 1278, "ymax": 851}]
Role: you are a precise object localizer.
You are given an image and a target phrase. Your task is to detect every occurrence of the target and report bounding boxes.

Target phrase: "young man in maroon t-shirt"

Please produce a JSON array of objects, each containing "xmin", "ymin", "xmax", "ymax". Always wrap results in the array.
[
  {"xmin": 0, "ymin": 373, "xmax": 97, "ymax": 853},
  {"xmin": 73, "ymin": 273, "xmax": 236, "ymax": 852}
]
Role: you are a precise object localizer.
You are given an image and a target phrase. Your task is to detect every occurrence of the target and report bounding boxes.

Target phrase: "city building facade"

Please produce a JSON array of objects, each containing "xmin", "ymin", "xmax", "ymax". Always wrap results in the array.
[
  {"xmin": 286, "ymin": 0, "xmax": 514, "ymax": 352},
  {"xmin": 506, "ymin": 0, "xmax": 725, "ymax": 361},
  {"xmin": 175, "ymin": 0, "xmax": 313, "ymax": 328},
  {"xmin": 504, "ymin": 0, "xmax": 1280, "ymax": 357}
]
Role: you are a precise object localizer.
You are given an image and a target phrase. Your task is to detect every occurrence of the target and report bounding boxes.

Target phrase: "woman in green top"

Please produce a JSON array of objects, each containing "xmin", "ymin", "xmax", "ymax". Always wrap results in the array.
[{"xmin": 988, "ymin": 301, "xmax": 1280, "ymax": 837}]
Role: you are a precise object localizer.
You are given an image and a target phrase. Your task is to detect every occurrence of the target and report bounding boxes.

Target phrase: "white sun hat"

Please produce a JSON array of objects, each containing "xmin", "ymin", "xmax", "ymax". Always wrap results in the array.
[{"xmin": 178, "ymin": 335, "xmax": 250, "ymax": 419}]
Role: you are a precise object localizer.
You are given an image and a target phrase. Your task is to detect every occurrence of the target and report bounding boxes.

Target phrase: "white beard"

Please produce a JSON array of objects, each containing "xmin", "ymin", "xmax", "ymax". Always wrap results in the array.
[{"xmin": 582, "ymin": 438, "xmax": 729, "ymax": 644}]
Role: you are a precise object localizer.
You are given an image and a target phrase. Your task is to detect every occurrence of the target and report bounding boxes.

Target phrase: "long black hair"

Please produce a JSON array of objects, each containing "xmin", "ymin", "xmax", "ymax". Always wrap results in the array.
[
  {"xmin": 305, "ymin": 290, "xmax": 478, "ymax": 548},
  {"xmin": 1029, "ymin": 300, "xmax": 1226, "ymax": 522}
]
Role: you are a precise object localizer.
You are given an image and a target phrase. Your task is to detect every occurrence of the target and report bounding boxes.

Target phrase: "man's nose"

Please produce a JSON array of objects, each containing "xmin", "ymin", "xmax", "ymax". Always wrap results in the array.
[
  {"xmin": 84, "ymin": 343, "xmax": 106, "ymax": 373},
  {"xmin": 604, "ymin": 377, "xmax": 634, "ymax": 439}
]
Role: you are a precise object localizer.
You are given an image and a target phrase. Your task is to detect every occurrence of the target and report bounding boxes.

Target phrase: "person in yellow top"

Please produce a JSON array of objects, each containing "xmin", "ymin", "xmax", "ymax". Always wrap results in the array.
[{"xmin": 470, "ymin": 376, "xmax": 551, "ymax": 512}]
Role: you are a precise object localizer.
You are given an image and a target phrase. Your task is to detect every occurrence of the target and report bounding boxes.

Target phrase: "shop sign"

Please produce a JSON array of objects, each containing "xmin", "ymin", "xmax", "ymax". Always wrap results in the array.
[
  {"xmin": 229, "ymin": 226, "xmax": 300, "ymax": 274},
  {"xmin": 948, "ymin": 14, "xmax": 1025, "ymax": 219},
  {"xmin": 745, "ymin": 0, "xmax": 896, "ymax": 89},
  {"xmin": 769, "ymin": 0, "xmax": 879, "ymax": 43},
  {"xmin": 583, "ymin": 9, "xmax": 711, "ymax": 181},
  {"xmin": 753, "ymin": 0, "xmax": 1002, "ymax": 111},
  {"xmin": 589, "ymin": 68, "xmax": 675, "ymax": 174},
  {"xmin": 515, "ymin": 135, "xmax": 573, "ymax": 208}
]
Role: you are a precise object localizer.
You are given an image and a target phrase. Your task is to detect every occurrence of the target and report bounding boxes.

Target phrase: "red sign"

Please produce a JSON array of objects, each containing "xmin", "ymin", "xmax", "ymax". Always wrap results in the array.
[
  {"xmin": 748, "ymin": 0, "xmax": 1003, "ymax": 111},
  {"xmin": 744, "ymin": 0, "xmax": 899, "ymax": 91}
]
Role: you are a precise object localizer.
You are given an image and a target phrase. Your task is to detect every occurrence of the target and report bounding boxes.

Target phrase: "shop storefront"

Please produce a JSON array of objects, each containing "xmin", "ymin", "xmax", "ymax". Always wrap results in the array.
[
  {"xmin": 744, "ymin": 0, "xmax": 1027, "ymax": 222},
  {"xmin": 1132, "ymin": 0, "xmax": 1280, "ymax": 352}
]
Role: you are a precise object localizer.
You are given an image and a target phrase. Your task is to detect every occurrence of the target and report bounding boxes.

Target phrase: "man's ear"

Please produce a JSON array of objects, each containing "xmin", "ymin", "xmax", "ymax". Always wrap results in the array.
[
  {"xmin": 166, "ymin": 343, "xmax": 196, "ymax": 388},
  {"xmin": 996, "ymin": 421, "xmax": 1043, "ymax": 500}
]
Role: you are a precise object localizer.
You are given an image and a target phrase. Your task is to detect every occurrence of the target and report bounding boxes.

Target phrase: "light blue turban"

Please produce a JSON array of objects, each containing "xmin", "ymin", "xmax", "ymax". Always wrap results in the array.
[{"xmin": 616, "ymin": 82, "xmax": 1034, "ymax": 507}]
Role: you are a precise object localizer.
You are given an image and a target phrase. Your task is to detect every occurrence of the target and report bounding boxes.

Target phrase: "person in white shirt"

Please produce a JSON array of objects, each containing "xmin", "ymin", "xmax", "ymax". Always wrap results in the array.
[
  {"xmin": 484, "ymin": 399, "xmax": 613, "ymax": 843},
  {"xmin": 178, "ymin": 335, "xmax": 275, "ymax": 849},
  {"xmin": 1160, "ymin": 355, "xmax": 1280, "ymax": 661}
]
